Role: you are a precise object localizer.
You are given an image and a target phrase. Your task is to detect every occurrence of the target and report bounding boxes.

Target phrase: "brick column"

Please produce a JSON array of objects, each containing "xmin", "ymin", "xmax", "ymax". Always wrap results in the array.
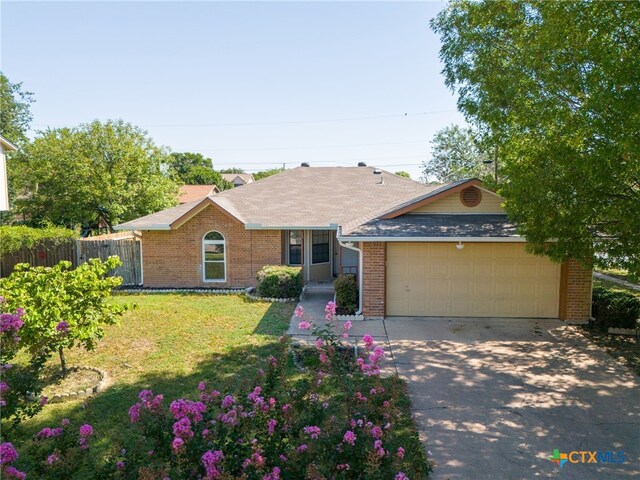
[
  {"xmin": 362, "ymin": 242, "xmax": 386, "ymax": 319},
  {"xmin": 560, "ymin": 259, "xmax": 592, "ymax": 322}
]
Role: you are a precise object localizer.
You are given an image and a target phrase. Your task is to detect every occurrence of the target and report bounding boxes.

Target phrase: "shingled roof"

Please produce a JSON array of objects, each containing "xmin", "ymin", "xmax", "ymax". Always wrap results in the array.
[
  {"xmin": 116, "ymin": 167, "xmax": 442, "ymax": 231},
  {"xmin": 342, "ymin": 214, "xmax": 520, "ymax": 239}
]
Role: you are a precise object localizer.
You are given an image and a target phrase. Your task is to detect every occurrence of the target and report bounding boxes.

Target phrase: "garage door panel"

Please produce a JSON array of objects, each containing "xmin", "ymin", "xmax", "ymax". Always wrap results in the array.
[
  {"xmin": 451, "ymin": 282, "xmax": 471, "ymax": 296},
  {"xmin": 386, "ymin": 243, "xmax": 560, "ymax": 318},
  {"xmin": 429, "ymin": 282, "xmax": 450, "ymax": 297},
  {"xmin": 428, "ymin": 244, "xmax": 451, "ymax": 258},
  {"xmin": 494, "ymin": 263, "xmax": 516, "ymax": 277}
]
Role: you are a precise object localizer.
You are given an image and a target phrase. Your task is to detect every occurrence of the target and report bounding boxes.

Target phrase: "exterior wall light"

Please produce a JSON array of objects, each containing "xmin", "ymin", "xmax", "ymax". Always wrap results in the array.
[{"xmin": 456, "ymin": 241, "xmax": 465, "ymax": 250}]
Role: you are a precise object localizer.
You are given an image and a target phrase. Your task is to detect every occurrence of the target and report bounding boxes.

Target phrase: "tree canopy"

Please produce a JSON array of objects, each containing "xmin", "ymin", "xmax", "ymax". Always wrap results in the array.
[
  {"xmin": 394, "ymin": 171, "xmax": 411, "ymax": 179},
  {"xmin": 421, "ymin": 124, "xmax": 491, "ymax": 183},
  {"xmin": 166, "ymin": 152, "xmax": 232, "ymax": 189},
  {"xmin": 0, "ymin": 72, "xmax": 34, "ymax": 145},
  {"xmin": 8, "ymin": 120, "xmax": 178, "ymax": 231},
  {"xmin": 253, "ymin": 167, "xmax": 284, "ymax": 181},
  {"xmin": 432, "ymin": 0, "xmax": 640, "ymax": 275}
]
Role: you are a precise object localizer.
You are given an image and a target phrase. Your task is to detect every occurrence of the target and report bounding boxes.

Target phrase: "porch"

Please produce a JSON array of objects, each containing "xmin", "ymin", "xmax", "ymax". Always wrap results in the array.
[{"xmin": 281, "ymin": 229, "xmax": 358, "ymax": 283}]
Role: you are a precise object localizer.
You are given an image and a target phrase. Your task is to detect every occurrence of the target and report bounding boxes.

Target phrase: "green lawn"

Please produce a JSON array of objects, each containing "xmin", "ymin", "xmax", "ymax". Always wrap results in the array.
[
  {"xmin": 8, "ymin": 294, "xmax": 295, "ymax": 475},
  {"xmin": 6, "ymin": 293, "xmax": 430, "ymax": 478},
  {"xmin": 595, "ymin": 267, "xmax": 638, "ymax": 284}
]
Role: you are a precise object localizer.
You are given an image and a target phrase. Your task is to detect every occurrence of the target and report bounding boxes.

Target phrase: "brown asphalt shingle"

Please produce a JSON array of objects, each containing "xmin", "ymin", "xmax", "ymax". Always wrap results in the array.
[{"xmin": 116, "ymin": 167, "xmax": 441, "ymax": 231}]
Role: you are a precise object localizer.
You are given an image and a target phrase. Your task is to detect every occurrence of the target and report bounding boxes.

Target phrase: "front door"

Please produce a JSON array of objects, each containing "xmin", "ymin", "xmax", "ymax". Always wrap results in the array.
[{"xmin": 304, "ymin": 230, "xmax": 334, "ymax": 282}]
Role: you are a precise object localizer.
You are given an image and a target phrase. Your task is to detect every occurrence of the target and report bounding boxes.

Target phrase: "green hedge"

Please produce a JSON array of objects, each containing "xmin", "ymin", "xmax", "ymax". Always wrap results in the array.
[
  {"xmin": 256, "ymin": 265, "xmax": 303, "ymax": 299},
  {"xmin": 592, "ymin": 285, "xmax": 640, "ymax": 330},
  {"xmin": 0, "ymin": 226, "xmax": 78, "ymax": 255},
  {"xmin": 334, "ymin": 274, "xmax": 358, "ymax": 314}
]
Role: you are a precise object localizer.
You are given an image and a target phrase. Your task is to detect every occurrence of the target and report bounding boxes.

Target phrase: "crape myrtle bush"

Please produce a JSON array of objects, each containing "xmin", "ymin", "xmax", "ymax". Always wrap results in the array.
[
  {"xmin": 256, "ymin": 266, "xmax": 303, "ymax": 299},
  {"xmin": 6, "ymin": 301, "xmax": 431, "ymax": 479},
  {"xmin": 333, "ymin": 275, "xmax": 358, "ymax": 315},
  {"xmin": 0, "ymin": 299, "xmax": 46, "ymax": 433},
  {"xmin": 592, "ymin": 285, "xmax": 640, "ymax": 330}
]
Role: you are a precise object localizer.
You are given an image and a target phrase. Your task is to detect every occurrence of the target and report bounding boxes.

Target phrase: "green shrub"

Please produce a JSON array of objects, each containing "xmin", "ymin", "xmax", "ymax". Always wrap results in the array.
[
  {"xmin": 592, "ymin": 285, "xmax": 640, "ymax": 330},
  {"xmin": 256, "ymin": 265, "xmax": 302, "ymax": 298},
  {"xmin": 334, "ymin": 274, "xmax": 358, "ymax": 314},
  {"xmin": 0, "ymin": 225, "xmax": 78, "ymax": 255}
]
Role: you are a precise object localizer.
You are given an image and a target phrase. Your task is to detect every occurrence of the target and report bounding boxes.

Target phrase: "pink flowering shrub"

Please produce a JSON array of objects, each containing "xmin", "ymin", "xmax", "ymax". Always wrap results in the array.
[
  {"xmin": 1, "ymin": 442, "xmax": 26, "ymax": 479},
  {"xmin": 0, "ymin": 299, "xmax": 46, "ymax": 427},
  {"xmin": 104, "ymin": 308, "xmax": 431, "ymax": 479},
  {"xmin": 2, "ymin": 300, "xmax": 431, "ymax": 478},
  {"xmin": 15, "ymin": 418, "xmax": 96, "ymax": 478}
]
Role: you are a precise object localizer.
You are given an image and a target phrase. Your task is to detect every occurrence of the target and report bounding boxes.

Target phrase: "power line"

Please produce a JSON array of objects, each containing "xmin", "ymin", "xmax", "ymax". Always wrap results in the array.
[
  {"xmin": 186, "ymin": 140, "xmax": 428, "ymax": 153},
  {"xmin": 213, "ymin": 155, "xmax": 425, "ymax": 167},
  {"xmin": 32, "ymin": 110, "xmax": 455, "ymax": 129}
]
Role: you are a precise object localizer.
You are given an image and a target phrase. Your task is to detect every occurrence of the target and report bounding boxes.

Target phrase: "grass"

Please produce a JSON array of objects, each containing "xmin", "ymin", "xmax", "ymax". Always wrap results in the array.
[
  {"xmin": 579, "ymin": 279, "xmax": 640, "ymax": 376},
  {"xmin": 593, "ymin": 278, "xmax": 640, "ymax": 298},
  {"xmin": 5, "ymin": 293, "xmax": 430, "ymax": 478},
  {"xmin": 595, "ymin": 267, "xmax": 638, "ymax": 284},
  {"xmin": 7, "ymin": 294, "xmax": 295, "ymax": 476}
]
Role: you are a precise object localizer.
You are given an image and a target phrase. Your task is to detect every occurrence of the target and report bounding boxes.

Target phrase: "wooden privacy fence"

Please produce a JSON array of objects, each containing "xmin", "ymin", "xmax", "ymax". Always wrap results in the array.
[
  {"xmin": 0, "ymin": 240, "xmax": 78, "ymax": 277},
  {"xmin": 77, "ymin": 232, "xmax": 142, "ymax": 286},
  {"xmin": 1, "ymin": 232, "xmax": 142, "ymax": 286}
]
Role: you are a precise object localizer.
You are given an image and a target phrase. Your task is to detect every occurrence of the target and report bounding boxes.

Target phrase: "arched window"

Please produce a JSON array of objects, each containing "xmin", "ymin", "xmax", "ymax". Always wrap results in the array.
[{"xmin": 203, "ymin": 231, "xmax": 226, "ymax": 282}]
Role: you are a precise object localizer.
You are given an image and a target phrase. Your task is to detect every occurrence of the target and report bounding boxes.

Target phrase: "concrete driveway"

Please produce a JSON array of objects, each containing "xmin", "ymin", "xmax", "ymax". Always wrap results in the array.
[{"xmin": 385, "ymin": 317, "xmax": 640, "ymax": 479}]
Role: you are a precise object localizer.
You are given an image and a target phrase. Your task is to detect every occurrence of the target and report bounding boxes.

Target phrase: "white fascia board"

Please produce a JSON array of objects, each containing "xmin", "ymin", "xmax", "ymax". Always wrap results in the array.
[
  {"xmin": 245, "ymin": 224, "xmax": 339, "ymax": 231},
  {"xmin": 113, "ymin": 224, "xmax": 171, "ymax": 231},
  {"xmin": 337, "ymin": 236, "xmax": 526, "ymax": 242}
]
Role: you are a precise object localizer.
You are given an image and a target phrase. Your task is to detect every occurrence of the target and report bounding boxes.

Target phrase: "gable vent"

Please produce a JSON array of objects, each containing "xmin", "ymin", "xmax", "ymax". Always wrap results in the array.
[{"xmin": 460, "ymin": 186, "xmax": 482, "ymax": 207}]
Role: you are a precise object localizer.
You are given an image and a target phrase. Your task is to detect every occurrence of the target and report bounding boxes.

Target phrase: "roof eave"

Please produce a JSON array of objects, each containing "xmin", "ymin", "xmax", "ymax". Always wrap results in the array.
[
  {"xmin": 337, "ymin": 235, "xmax": 526, "ymax": 242},
  {"xmin": 0, "ymin": 135, "xmax": 18, "ymax": 151},
  {"xmin": 113, "ymin": 224, "xmax": 171, "ymax": 231}
]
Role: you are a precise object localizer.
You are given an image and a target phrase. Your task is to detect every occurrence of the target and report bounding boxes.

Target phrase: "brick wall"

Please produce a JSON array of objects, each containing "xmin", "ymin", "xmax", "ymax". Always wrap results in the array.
[
  {"xmin": 560, "ymin": 259, "xmax": 593, "ymax": 322},
  {"xmin": 361, "ymin": 242, "xmax": 386, "ymax": 318},
  {"xmin": 142, "ymin": 204, "xmax": 281, "ymax": 288}
]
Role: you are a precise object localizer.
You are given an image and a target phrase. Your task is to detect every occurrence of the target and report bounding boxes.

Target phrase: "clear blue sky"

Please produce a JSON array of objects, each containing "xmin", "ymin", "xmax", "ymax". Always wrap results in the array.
[{"xmin": 1, "ymin": 1, "xmax": 465, "ymax": 180}]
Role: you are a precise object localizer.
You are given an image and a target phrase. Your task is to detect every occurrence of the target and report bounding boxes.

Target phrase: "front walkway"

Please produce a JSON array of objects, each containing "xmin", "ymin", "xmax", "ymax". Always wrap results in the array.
[{"xmin": 286, "ymin": 286, "xmax": 394, "ymax": 373}]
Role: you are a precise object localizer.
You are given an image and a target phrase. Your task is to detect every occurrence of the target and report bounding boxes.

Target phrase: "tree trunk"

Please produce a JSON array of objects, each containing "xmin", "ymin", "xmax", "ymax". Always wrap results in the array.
[{"xmin": 58, "ymin": 347, "xmax": 67, "ymax": 377}]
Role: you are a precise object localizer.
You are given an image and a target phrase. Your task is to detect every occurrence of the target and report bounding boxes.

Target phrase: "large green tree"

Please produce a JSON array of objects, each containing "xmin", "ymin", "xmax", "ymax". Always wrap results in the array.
[
  {"xmin": 9, "ymin": 120, "xmax": 178, "ymax": 230},
  {"xmin": 421, "ymin": 124, "xmax": 491, "ymax": 183},
  {"xmin": 0, "ymin": 72, "xmax": 34, "ymax": 145},
  {"xmin": 432, "ymin": 1, "xmax": 640, "ymax": 275},
  {"xmin": 167, "ymin": 152, "xmax": 232, "ymax": 189}
]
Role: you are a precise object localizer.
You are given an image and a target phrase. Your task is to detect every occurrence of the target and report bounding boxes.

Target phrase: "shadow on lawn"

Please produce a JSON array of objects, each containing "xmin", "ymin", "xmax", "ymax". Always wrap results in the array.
[
  {"xmin": 251, "ymin": 300, "xmax": 296, "ymax": 336},
  {"xmin": 12, "ymin": 303, "xmax": 292, "ymax": 478}
]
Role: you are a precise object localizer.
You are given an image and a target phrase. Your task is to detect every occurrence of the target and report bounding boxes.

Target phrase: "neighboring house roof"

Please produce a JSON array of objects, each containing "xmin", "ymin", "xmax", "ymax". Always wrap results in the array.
[
  {"xmin": 178, "ymin": 185, "xmax": 219, "ymax": 203},
  {"xmin": 342, "ymin": 214, "xmax": 520, "ymax": 240},
  {"xmin": 0, "ymin": 134, "xmax": 18, "ymax": 151},
  {"xmin": 221, "ymin": 173, "xmax": 254, "ymax": 185},
  {"xmin": 116, "ymin": 167, "xmax": 439, "ymax": 231}
]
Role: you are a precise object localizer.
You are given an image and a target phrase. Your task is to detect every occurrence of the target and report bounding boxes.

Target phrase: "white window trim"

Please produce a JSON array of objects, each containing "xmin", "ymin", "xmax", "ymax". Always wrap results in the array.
[
  {"xmin": 311, "ymin": 230, "xmax": 331, "ymax": 265},
  {"xmin": 287, "ymin": 230, "xmax": 303, "ymax": 266},
  {"xmin": 202, "ymin": 231, "xmax": 226, "ymax": 283}
]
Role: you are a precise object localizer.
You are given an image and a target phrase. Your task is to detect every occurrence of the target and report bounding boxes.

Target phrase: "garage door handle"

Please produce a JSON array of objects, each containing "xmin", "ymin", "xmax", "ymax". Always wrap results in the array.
[{"xmin": 404, "ymin": 285, "xmax": 410, "ymax": 292}]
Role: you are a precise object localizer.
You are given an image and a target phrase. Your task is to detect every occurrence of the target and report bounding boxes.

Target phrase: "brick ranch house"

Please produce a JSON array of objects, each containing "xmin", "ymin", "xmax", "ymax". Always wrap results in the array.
[{"xmin": 115, "ymin": 166, "xmax": 592, "ymax": 321}]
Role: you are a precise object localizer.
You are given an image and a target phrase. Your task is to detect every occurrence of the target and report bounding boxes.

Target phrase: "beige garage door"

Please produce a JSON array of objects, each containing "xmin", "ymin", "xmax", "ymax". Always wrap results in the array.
[{"xmin": 386, "ymin": 243, "xmax": 560, "ymax": 318}]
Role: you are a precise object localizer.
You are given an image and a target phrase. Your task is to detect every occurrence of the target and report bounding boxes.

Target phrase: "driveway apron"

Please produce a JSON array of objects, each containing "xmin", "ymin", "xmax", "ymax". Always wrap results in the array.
[{"xmin": 384, "ymin": 317, "xmax": 640, "ymax": 479}]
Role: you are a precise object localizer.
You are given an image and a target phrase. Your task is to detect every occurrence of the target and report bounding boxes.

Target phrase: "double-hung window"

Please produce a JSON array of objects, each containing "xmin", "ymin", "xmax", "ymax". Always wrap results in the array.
[
  {"xmin": 288, "ymin": 230, "xmax": 302, "ymax": 265},
  {"xmin": 312, "ymin": 231, "xmax": 330, "ymax": 264}
]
